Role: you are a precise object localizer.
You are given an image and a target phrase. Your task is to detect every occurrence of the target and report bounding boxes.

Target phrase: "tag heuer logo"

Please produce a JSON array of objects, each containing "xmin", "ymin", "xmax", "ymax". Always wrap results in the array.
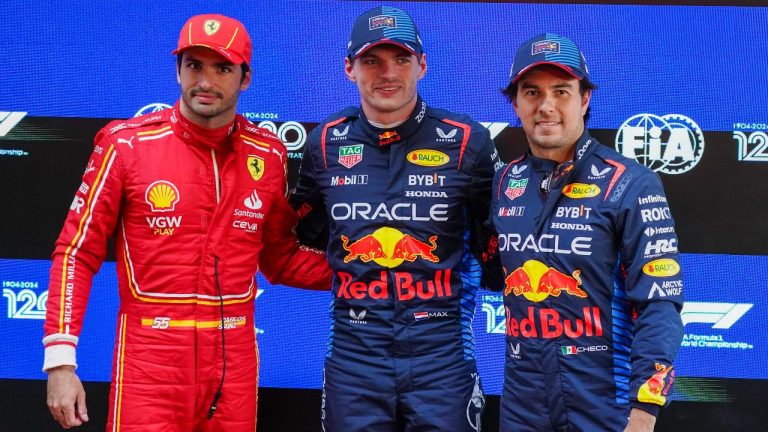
[
  {"xmin": 204, "ymin": 20, "xmax": 221, "ymax": 36},
  {"xmin": 505, "ymin": 178, "xmax": 528, "ymax": 201},
  {"xmin": 339, "ymin": 144, "xmax": 363, "ymax": 169},
  {"xmin": 247, "ymin": 155, "xmax": 265, "ymax": 181}
]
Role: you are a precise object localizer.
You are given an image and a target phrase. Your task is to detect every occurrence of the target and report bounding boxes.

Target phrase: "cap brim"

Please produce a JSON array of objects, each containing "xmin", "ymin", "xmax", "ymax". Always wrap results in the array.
[
  {"xmin": 172, "ymin": 44, "xmax": 247, "ymax": 66},
  {"xmin": 511, "ymin": 61, "xmax": 585, "ymax": 84},
  {"xmin": 350, "ymin": 40, "xmax": 420, "ymax": 59}
]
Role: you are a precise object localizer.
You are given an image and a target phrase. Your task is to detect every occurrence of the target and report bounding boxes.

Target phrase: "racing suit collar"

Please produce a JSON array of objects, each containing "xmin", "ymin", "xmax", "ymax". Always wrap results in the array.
[
  {"xmin": 171, "ymin": 101, "xmax": 236, "ymax": 152},
  {"xmin": 526, "ymin": 128, "xmax": 596, "ymax": 184},
  {"xmin": 529, "ymin": 129, "xmax": 596, "ymax": 234},
  {"xmin": 359, "ymin": 95, "xmax": 428, "ymax": 146}
]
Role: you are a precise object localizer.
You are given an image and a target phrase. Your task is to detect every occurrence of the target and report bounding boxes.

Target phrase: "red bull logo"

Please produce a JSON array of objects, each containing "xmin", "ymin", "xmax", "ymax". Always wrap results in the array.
[
  {"xmin": 638, "ymin": 363, "xmax": 674, "ymax": 405},
  {"xmin": 379, "ymin": 131, "xmax": 401, "ymax": 145},
  {"xmin": 337, "ymin": 269, "xmax": 452, "ymax": 301},
  {"xmin": 504, "ymin": 260, "xmax": 587, "ymax": 302},
  {"xmin": 505, "ymin": 306, "xmax": 603, "ymax": 338},
  {"xmin": 341, "ymin": 228, "xmax": 439, "ymax": 268}
]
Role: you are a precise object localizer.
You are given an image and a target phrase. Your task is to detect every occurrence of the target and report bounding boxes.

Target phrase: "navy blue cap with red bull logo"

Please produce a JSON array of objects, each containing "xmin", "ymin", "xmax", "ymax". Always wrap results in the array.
[
  {"xmin": 347, "ymin": 6, "xmax": 423, "ymax": 59},
  {"xmin": 509, "ymin": 33, "xmax": 593, "ymax": 86}
]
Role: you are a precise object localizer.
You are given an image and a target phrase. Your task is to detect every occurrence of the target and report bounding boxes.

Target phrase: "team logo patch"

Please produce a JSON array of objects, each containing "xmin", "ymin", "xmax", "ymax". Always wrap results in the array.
[
  {"xmin": 407, "ymin": 149, "xmax": 449, "ymax": 167},
  {"xmin": 505, "ymin": 178, "xmax": 528, "ymax": 201},
  {"xmin": 638, "ymin": 363, "xmax": 674, "ymax": 405},
  {"xmin": 532, "ymin": 40, "xmax": 559, "ymax": 55},
  {"xmin": 369, "ymin": 15, "xmax": 396, "ymax": 30},
  {"xmin": 339, "ymin": 144, "xmax": 364, "ymax": 168},
  {"xmin": 244, "ymin": 190, "xmax": 263, "ymax": 210},
  {"xmin": 247, "ymin": 155, "xmax": 265, "ymax": 181},
  {"xmin": 379, "ymin": 131, "xmax": 401, "ymax": 145},
  {"xmin": 203, "ymin": 20, "xmax": 221, "ymax": 36},
  {"xmin": 145, "ymin": 180, "xmax": 180, "ymax": 212}
]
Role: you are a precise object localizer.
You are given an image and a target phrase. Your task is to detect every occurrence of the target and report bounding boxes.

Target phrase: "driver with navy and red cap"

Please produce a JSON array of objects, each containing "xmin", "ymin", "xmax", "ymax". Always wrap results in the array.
[
  {"xmin": 491, "ymin": 33, "xmax": 684, "ymax": 432},
  {"xmin": 290, "ymin": 6, "xmax": 502, "ymax": 432}
]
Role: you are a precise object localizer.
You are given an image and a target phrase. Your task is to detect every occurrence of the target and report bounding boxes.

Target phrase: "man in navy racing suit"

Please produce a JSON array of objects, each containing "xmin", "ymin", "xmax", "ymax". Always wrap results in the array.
[
  {"xmin": 490, "ymin": 33, "xmax": 684, "ymax": 432},
  {"xmin": 290, "ymin": 6, "xmax": 502, "ymax": 431}
]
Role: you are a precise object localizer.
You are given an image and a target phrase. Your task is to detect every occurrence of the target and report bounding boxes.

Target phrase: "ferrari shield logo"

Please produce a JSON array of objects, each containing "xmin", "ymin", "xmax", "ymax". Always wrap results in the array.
[
  {"xmin": 247, "ymin": 156, "xmax": 265, "ymax": 181},
  {"xmin": 204, "ymin": 20, "xmax": 221, "ymax": 36}
]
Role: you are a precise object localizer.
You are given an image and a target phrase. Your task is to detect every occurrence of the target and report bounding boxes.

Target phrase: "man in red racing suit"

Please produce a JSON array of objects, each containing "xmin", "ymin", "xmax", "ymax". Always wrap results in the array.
[{"xmin": 42, "ymin": 14, "xmax": 331, "ymax": 431}]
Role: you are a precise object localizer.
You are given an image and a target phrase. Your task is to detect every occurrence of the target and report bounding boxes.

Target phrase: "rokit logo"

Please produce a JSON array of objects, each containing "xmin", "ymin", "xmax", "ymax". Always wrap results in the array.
[
  {"xmin": 616, "ymin": 113, "xmax": 704, "ymax": 175},
  {"xmin": 640, "ymin": 206, "xmax": 672, "ymax": 223},
  {"xmin": 733, "ymin": 131, "xmax": 768, "ymax": 162}
]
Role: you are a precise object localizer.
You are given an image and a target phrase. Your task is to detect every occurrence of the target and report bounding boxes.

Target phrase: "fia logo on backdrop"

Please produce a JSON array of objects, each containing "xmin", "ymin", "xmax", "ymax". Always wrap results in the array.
[{"xmin": 615, "ymin": 114, "xmax": 704, "ymax": 175}]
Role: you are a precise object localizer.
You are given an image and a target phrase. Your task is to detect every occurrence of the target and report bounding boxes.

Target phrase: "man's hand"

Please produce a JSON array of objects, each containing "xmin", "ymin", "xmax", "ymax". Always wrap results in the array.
[
  {"xmin": 47, "ymin": 365, "xmax": 89, "ymax": 428},
  {"xmin": 624, "ymin": 407, "xmax": 656, "ymax": 432}
]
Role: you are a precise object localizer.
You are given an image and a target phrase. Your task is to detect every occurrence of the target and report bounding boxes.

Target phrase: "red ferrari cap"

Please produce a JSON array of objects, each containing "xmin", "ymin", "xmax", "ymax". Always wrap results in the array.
[{"xmin": 172, "ymin": 14, "xmax": 252, "ymax": 67}]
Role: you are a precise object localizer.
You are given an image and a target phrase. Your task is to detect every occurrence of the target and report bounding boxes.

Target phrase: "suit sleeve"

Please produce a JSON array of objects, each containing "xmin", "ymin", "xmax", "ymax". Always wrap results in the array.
[
  {"xmin": 289, "ymin": 126, "xmax": 329, "ymax": 251},
  {"xmin": 43, "ymin": 129, "xmax": 124, "ymax": 371},
  {"xmin": 259, "ymin": 146, "xmax": 331, "ymax": 290},
  {"xmin": 617, "ymin": 171, "xmax": 684, "ymax": 416},
  {"xmin": 466, "ymin": 127, "xmax": 504, "ymax": 292}
]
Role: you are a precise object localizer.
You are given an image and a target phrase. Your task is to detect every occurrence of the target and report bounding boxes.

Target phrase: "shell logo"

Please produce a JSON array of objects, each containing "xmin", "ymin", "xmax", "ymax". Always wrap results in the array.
[
  {"xmin": 145, "ymin": 180, "xmax": 180, "ymax": 212},
  {"xmin": 407, "ymin": 149, "xmax": 450, "ymax": 167},
  {"xmin": 562, "ymin": 183, "xmax": 600, "ymax": 199}
]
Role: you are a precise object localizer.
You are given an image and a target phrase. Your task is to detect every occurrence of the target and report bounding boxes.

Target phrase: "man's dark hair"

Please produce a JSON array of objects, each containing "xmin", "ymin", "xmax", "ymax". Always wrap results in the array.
[
  {"xmin": 501, "ymin": 78, "xmax": 596, "ymax": 124},
  {"xmin": 176, "ymin": 55, "xmax": 250, "ymax": 84}
]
